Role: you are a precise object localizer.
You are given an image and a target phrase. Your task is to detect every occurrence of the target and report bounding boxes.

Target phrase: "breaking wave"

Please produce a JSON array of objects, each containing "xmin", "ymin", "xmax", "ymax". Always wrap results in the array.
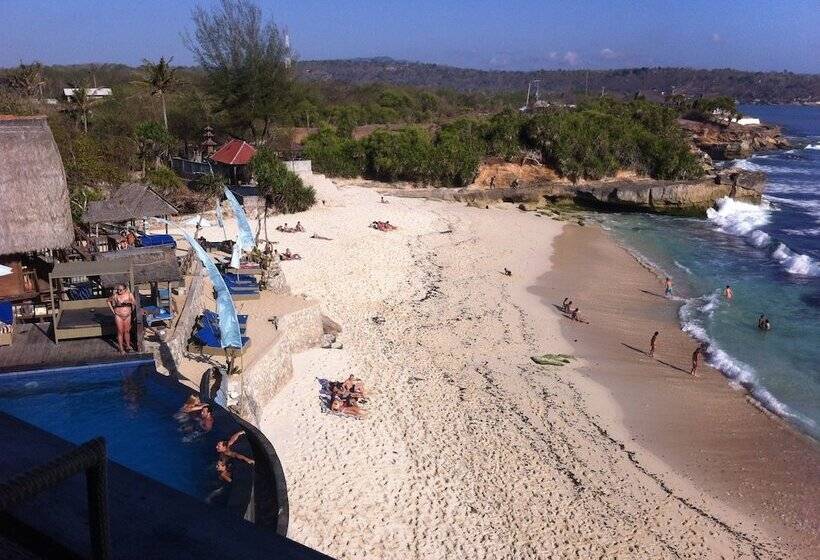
[
  {"xmin": 805, "ymin": 143, "xmax": 820, "ymax": 150},
  {"xmin": 707, "ymin": 197, "xmax": 819, "ymax": 277},
  {"xmin": 679, "ymin": 294, "xmax": 815, "ymax": 428}
]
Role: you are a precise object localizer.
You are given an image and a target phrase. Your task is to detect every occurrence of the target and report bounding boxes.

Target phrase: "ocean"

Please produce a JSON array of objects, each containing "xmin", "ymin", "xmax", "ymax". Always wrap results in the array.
[{"xmin": 600, "ymin": 105, "xmax": 820, "ymax": 439}]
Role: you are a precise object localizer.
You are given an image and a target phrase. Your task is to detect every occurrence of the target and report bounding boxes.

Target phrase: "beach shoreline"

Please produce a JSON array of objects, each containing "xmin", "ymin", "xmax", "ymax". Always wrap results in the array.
[
  {"xmin": 249, "ymin": 174, "xmax": 817, "ymax": 558},
  {"xmin": 540, "ymin": 223, "xmax": 820, "ymax": 558}
]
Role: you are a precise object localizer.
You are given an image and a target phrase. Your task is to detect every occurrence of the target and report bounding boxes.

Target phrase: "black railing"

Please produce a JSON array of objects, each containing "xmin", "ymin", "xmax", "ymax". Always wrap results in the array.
[{"xmin": 0, "ymin": 438, "xmax": 110, "ymax": 560}]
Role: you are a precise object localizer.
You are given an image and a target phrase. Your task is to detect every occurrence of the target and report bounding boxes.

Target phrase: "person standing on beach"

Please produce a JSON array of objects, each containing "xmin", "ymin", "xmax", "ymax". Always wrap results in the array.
[
  {"xmin": 690, "ymin": 346, "xmax": 703, "ymax": 377},
  {"xmin": 724, "ymin": 285, "xmax": 733, "ymax": 300},
  {"xmin": 665, "ymin": 277, "xmax": 673, "ymax": 297},
  {"xmin": 649, "ymin": 331, "xmax": 659, "ymax": 357}
]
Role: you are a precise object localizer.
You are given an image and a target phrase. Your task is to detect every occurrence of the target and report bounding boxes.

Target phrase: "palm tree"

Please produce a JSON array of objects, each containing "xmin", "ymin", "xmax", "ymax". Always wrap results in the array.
[
  {"xmin": 67, "ymin": 85, "xmax": 92, "ymax": 133},
  {"xmin": 135, "ymin": 56, "xmax": 178, "ymax": 130}
]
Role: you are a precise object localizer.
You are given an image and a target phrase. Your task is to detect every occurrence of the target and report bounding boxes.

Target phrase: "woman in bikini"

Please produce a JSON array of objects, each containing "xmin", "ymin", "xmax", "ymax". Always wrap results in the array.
[{"xmin": 108, "ymin": 283, "xmax": 135, "ymax": 354}]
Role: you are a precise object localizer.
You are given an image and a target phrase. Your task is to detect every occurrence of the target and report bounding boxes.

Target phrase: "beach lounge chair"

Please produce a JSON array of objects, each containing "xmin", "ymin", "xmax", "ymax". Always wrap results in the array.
[
  {"xmin": 220, "ymin": 273, "xmax": 260, "ymax": 300},
  {"xmin": 142, "ymin": 286, "xmax": 175, "ymax": 327},
  {"xmin": 139, "ymin": 234, "xmax": 176, "ymax": 248},
  {"xmin": 203, "ymin": 309, "xmax": 248, "ymax": 335},
  {"xmin": 188, "ymin": 311, "xmax": 250, "ymax": 357},
  {"xmin": 0, "ymin": 300, "xmax": 14, "ymax": 346}
]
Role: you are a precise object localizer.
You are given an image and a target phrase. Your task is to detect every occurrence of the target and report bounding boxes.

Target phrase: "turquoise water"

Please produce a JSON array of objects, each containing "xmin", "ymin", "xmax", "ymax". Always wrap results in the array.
[{"xmin": 600, "ymin": 105, "xmax": 820, "ymax": 439}]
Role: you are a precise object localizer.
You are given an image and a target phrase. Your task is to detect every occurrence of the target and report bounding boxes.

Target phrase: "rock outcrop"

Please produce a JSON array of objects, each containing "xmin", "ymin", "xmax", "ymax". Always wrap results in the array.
[
  {"xmin": 678, "ymin": 118, "xmax": 790, "ymax": 160},
  {"xmin": 391, "ymin": 169, "xmax": 766, "ymax": 216}
]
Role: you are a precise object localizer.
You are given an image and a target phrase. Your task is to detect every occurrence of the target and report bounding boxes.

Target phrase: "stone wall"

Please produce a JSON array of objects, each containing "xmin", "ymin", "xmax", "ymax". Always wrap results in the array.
[
  {"xmin": 284, "ymin": 160, "xmax": 312, "ymax": 174},
  {"xmin": 236, "ymin": 299, "xmax": 323, "ymax": 424},
  {"xmin": 278, "ymin": 300, "xmax": 324, "ymax": 353},
  {"xmin": 152, "ymin": 259, "xmax": 206, "ymax": 375},
  {"xmin": 237, "ymin": 332, "xmax": 293, "ymax": 424}
]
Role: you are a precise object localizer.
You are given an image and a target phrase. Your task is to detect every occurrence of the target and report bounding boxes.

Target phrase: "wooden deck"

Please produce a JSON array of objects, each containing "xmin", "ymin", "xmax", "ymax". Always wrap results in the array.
[{"xmin": 0, "ymin": 322, "xmax": 151, "ymax": 373}]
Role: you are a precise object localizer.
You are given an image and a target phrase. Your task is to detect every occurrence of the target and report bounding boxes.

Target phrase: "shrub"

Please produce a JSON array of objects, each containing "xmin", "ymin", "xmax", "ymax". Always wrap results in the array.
[
  {"xmin": 303, "ymin": 126, "xmax": 365, "ymax": 177},
  {"xmin": 252, "ymin": 148, "xmax": 316, "ymax": 214},
  {"xmin": 146, "ymin": 165, "xmax": 185, "ymax": 195}
]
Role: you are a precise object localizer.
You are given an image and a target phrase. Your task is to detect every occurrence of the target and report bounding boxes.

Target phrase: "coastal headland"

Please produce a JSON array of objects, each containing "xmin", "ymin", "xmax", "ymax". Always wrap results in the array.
[{"xmin": 239, "ymin": 173, "xmax": 820, "ymax": 559}]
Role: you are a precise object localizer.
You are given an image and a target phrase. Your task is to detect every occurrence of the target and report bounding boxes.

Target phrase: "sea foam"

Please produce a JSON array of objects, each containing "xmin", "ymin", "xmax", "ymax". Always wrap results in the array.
[
  {"xmin": 678, "ymin": 294, "xmax": 815, "ymax": 426},
  {"xmin": 707, "ymin": 197, "xmax": 819, "ymax": 277}
]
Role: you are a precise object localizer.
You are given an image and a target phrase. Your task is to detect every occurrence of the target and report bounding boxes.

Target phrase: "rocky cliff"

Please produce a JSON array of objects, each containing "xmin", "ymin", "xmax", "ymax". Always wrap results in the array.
[
  {"xmin": 678, "ymin": 118, "xmax": 790, "ymax": 160},
  {"xmin": 392, "ymin": 169, "xmax": 766, "ymax": 217}
]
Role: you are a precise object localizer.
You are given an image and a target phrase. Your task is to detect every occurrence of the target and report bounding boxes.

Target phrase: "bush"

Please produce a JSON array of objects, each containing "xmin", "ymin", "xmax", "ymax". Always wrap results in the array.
[
  {"xmin": 363, "ymin": 127, "xmax": 434, "ymax": 183},
  {"xmin": 252, "ymin": 148, "xmax": 316, "ymax": 214},
  {"xmin": 191, "ymin": 173, "xmax": 225, "ymax": 197},
  {"xmin": 303, "ymin": 126, "xmax": 365, "ymax": 177},
  {"xmin": 146, "ymin": 165, "xmax": 185, "ymax": 195}
]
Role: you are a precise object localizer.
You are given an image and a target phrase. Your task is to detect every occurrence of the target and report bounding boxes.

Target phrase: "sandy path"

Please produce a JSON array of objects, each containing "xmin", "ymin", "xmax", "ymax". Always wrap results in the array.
[{"xmin": 260, "ymin": 175, "xmax": 781, "ymax": 559}]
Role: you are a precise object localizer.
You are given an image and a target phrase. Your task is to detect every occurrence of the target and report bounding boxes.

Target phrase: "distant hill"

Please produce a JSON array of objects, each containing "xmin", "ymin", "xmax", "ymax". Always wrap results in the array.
[{"xmin": 297, "ymin": 58, "xmax": 820, "ymax": 104}]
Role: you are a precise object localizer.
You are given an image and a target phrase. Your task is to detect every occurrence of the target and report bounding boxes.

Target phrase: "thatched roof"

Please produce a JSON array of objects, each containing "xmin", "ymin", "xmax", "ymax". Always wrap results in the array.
[
  {"xmin": 83, "ymin": 183, "xmax": 178, "ymax": 224},
  {"xmin": 0, "ymin": 115, "xmax": 74, "ymax": 256},
  {"xmin": 93, "ymin": 245, "xmax": 182, "ymax": 287}
]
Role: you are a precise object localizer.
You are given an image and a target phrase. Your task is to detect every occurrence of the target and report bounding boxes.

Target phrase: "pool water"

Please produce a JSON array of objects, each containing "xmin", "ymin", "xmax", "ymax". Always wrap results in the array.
[{"xmin": 0, "ymin": 360, "xmax": 249, "ymax": 501}]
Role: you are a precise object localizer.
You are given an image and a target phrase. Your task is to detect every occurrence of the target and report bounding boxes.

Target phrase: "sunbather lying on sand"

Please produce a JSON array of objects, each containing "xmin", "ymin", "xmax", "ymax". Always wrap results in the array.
[
  {"xmin": 310, "ymin": 233, "xmax": 332, "ymax": 240},
  {"xmin": 331, "ymin": 395, "xmax": 368, "ymax": 417},
  {"xmin": 341, "ymin": 374, "xmax": 367, "ymax": 398},
  {"xmin": 371, "ymin": 221, "xmax": 397, "ymax": 231},
  {"xmin": 278, "ymin": 248, "xmax": 302, "ymax": 260}
]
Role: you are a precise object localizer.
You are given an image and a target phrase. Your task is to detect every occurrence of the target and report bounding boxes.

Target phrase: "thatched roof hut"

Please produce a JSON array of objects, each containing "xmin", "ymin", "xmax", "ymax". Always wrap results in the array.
[
  {"xmin": 83, "ymin": 183, "xmax": 178, "ymax": 224},
  {"xmin": 94, "ymin": 245, "xmax": 182, "ymax": 287},
  {"xmin": 0, "ymin": 115, "xmax": 74, "ymax": 256}
]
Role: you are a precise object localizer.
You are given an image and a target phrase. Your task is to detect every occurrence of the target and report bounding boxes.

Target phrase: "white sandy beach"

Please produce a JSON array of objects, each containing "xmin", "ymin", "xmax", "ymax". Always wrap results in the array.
[{"xmin": 212, "ymin": 173, "xmax": 786, "ymax": 559}]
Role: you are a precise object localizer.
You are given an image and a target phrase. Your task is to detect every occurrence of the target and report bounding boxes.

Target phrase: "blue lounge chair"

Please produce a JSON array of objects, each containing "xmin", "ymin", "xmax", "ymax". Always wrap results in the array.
[
  {"xmin": 0, "ymin": 300, "xmax": 13, "ymax": 346},
  {"xmin": 68, "ymin": 283, "xmax": 94, "ymax": 300},
  {"xmin": 220, "ymin": 273, "xmax": 260, "ymax": 300},
  {"xmin": 203, "ymin": 309, "xmax": 248, "ymax": 334},
  {"xmin": 140, "ymin": 234, "xmax": 176, "ymax": 248},
  {"xmin": 189, "ymin": 312, "xmax": 250, "ymax": 356},
  {"xmin": 143, "ymin": 305, "xmax": 173, "ymax": 327}
]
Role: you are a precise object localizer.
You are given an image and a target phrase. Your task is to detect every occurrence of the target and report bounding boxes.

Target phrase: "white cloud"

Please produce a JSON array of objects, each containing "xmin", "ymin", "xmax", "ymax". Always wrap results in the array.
[
  {"xmin": 600, "ymin": 48, "xmax": 619, "ymax": 59},
  {"xmin": 563, "ymin": 51, "xmax": 579, "ymax": 65}
]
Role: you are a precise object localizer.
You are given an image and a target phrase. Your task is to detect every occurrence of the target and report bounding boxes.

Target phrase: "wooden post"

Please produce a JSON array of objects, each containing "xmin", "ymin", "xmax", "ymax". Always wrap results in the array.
[
  {"xmin": 49, "ymin": 273, "xmax": 58, "ymax": 344},
  {"xmin": 131, "ymin": 267, "xmax": 144, "ymax": 352}
]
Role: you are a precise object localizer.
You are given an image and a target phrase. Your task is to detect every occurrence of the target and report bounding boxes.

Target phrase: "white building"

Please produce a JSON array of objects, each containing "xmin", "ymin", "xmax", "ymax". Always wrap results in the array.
[{"xmin": 62, "ymin": 87, "xmax": 112, "ymax": 100}]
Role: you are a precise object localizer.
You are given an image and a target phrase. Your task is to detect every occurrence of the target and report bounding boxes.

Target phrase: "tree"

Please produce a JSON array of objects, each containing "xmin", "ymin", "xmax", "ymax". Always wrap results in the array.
[
  {"xmin": 66, "ymin": 84, "xmax": 93, "ymax": 133},
  {"xmin": 135, "ymin": 56, "xmax": 179, "ymax": 130},
  {"xmin": 251, "ymin": 147, "xmax": 315, "ymax": 241},
  {"xmin": 4, "ymin": 62, "xmax": 46, "ymax": 99},
  {"xmin": 186, "ymin": 0, "xmax": 294, "ymax": 142},
  {"xmin": 135, "ymin": 121, "xmax": 176, "ymax": 175}
]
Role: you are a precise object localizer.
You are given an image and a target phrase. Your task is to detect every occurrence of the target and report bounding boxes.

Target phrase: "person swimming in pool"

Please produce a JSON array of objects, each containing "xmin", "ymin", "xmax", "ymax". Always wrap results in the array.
[
  {"xmin": 216, "ymin": 430, "xmax": 255, "ymax": 465},
  {"xmin": 108, "ymin": 283, "xmax": 134, "ymax": 354}
]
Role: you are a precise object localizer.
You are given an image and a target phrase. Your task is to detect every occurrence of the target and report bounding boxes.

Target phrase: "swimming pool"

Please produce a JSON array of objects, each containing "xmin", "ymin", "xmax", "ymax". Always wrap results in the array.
[{"xmin": 0, "ymin": 359, "xmax": 254, "ymax": 503}]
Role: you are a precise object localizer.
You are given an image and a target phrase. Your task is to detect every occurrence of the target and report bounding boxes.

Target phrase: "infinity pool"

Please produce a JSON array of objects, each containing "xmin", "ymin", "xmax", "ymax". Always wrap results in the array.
[{"xmin": 0, "ymin": 359, "xmax": 253, "ymax": 502}]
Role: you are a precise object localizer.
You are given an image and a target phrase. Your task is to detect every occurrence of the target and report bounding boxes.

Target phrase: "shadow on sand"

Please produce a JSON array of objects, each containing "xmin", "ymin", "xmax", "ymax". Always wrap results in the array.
[{"xmin": 621, "ymin": 343, "xmax": 690, "ymax": 374}]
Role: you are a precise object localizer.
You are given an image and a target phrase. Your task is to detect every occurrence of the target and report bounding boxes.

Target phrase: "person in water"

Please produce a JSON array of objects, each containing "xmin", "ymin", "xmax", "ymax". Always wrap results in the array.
[
  {"xmin": 649, "ymin": 331, "xmax": 659, "ymax": 358},
  {"xmin": 724, "ymin": 285, "xmax": 733, "ymax": 300},
  {"xmin": 199, "ymin": 405, "xmax": 214, "ymax": 432},
  {"xmin": 690, "ymin": 345, "xmax": 703, "ymax": 377},
  {"xmin": 108, "ymin": 283, "xmax": 135, "ymax": 354},
  {"xmin": 664, "ymin": 277, "xmax": 673, "ymax": 298},
  {"xmin": 216, "ymin": 430, "xmax": 255, "ymax": 465},
  {"xmin": 758, "ymin": 314, "xmax": 772, "ymax": 331}
]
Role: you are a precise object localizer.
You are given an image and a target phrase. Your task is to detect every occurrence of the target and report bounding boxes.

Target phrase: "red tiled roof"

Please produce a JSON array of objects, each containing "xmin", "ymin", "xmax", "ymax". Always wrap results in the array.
[{"xmin": 210, "ymin": 138, "xmax": 257, "ymax": 165}]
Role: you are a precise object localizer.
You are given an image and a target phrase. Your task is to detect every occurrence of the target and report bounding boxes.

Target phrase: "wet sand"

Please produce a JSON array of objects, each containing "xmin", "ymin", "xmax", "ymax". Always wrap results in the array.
[
  {"xmin": 251, "ymin": 173, "xmax": 818, "ymax": 559},
  {"xmin": 539, "ymin": 223, "xmax": 820, "ymax": 559}
]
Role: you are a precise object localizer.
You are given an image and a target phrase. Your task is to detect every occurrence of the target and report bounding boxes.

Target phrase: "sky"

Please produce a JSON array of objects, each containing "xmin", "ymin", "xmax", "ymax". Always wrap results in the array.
[{"xmin": 1, "ymin": 0, "xmax": 818, "ymax": 73}]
